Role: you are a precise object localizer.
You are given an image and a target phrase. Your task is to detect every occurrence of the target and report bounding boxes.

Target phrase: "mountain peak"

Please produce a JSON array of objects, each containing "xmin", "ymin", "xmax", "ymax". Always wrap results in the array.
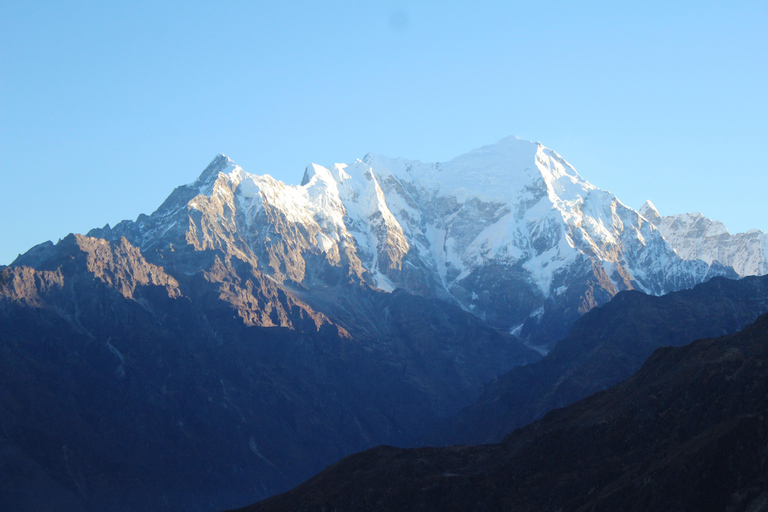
[
  {"xmin": 639, "ymin": 200, "xmax": 662, "ymax": 224},
  {"xmin": 449, "ymin": 136, "xmax": 537, "ymax": 163},
  {"xmin": 300, "ymin": 163, "xmax": 345, "ymax": 187},
  {"xmin": 191, "ymin": 154, "xmax": 238, "ymax": 190}
]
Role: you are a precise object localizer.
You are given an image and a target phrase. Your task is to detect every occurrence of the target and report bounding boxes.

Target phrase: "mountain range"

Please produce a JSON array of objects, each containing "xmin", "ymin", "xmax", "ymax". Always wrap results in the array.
[
  {"xmin": 640, "ymin": 200, "xmax": 768, "ymax": 277},
  {"xmin": 1, "ymin": 136, "xmax": 767, "ymax": 511},
  {"xmin": 83, "ymin": 137, "xmax": 757, "ymax": 350}
]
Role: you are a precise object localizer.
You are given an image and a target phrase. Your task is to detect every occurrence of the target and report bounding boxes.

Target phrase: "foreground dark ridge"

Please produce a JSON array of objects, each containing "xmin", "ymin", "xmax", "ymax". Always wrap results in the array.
[{"xmin": 234, "ymin": 313, "xmax": 768, "ymax": 512}]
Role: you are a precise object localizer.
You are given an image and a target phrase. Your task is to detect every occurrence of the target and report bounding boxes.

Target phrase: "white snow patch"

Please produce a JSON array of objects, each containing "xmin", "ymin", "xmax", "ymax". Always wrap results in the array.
[{"xmin": 509, "ymin": 323, "xmax": 524, "ymax": 337}]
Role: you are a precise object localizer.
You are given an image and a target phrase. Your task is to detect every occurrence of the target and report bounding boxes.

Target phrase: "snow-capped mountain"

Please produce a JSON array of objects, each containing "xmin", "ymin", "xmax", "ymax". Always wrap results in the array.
[
  {"xmin": 640, "ymin": 200, "xmax": 768, "ymax": 277},
  {"xmin": 2, "ymin": 136, "xmax": 759, "ymax": 510},
  {"xmin": 91, "ymin": 136, "xmax": 736, "ymax": 350}
]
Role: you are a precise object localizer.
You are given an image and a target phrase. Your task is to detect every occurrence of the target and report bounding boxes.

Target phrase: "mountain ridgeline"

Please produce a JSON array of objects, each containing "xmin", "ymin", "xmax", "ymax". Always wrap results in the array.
[
  {"xmin": 1, "ymin": 137, "xmax": 766, "ymax": 511},
  {"xmin": 86, "ymin": 137, "xmax": 748, "ymax": 350}
]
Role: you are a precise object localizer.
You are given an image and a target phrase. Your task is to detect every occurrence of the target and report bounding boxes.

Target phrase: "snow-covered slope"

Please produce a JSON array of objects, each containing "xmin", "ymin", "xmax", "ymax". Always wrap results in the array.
[
  {"xmin": 640, "ymin": 201, "xmax": 768, "ymax": 277},
  {"xmin": 89, "ymin": 136, "xmax": 738, "ymax": 349}
]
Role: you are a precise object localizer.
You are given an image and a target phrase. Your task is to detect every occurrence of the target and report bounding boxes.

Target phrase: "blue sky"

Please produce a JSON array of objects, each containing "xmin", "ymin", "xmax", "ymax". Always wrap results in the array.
[{"xmin": 1, "ymin": 1, "xmax": 766, "ymax": 265}]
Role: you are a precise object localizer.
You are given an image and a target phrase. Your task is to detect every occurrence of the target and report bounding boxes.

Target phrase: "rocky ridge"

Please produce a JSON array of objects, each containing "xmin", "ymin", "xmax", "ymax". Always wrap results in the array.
[{"xmin": 640, "ymin": 200, "xmax": 768, "ymax": 277}]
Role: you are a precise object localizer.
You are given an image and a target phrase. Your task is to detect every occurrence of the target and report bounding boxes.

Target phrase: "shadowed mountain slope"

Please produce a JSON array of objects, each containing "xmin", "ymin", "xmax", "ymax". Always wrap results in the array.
[
  {"xmin": 0, "ymin": 234, "xmax": 537, "ymax": 512},
  {"xmin": 237, "ymin": 313, "xmax": 768, "ymax": 512},
  {"xmin": 428, "ymin": 274, "xmax": 768, "ymax": 445}
]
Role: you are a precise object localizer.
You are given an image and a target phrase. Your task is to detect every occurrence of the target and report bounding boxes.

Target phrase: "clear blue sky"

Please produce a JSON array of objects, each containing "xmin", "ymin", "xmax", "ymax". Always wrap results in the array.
[{"xmin": 1, "ymin": 1, "xmax": 766, "ymax": 265}]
